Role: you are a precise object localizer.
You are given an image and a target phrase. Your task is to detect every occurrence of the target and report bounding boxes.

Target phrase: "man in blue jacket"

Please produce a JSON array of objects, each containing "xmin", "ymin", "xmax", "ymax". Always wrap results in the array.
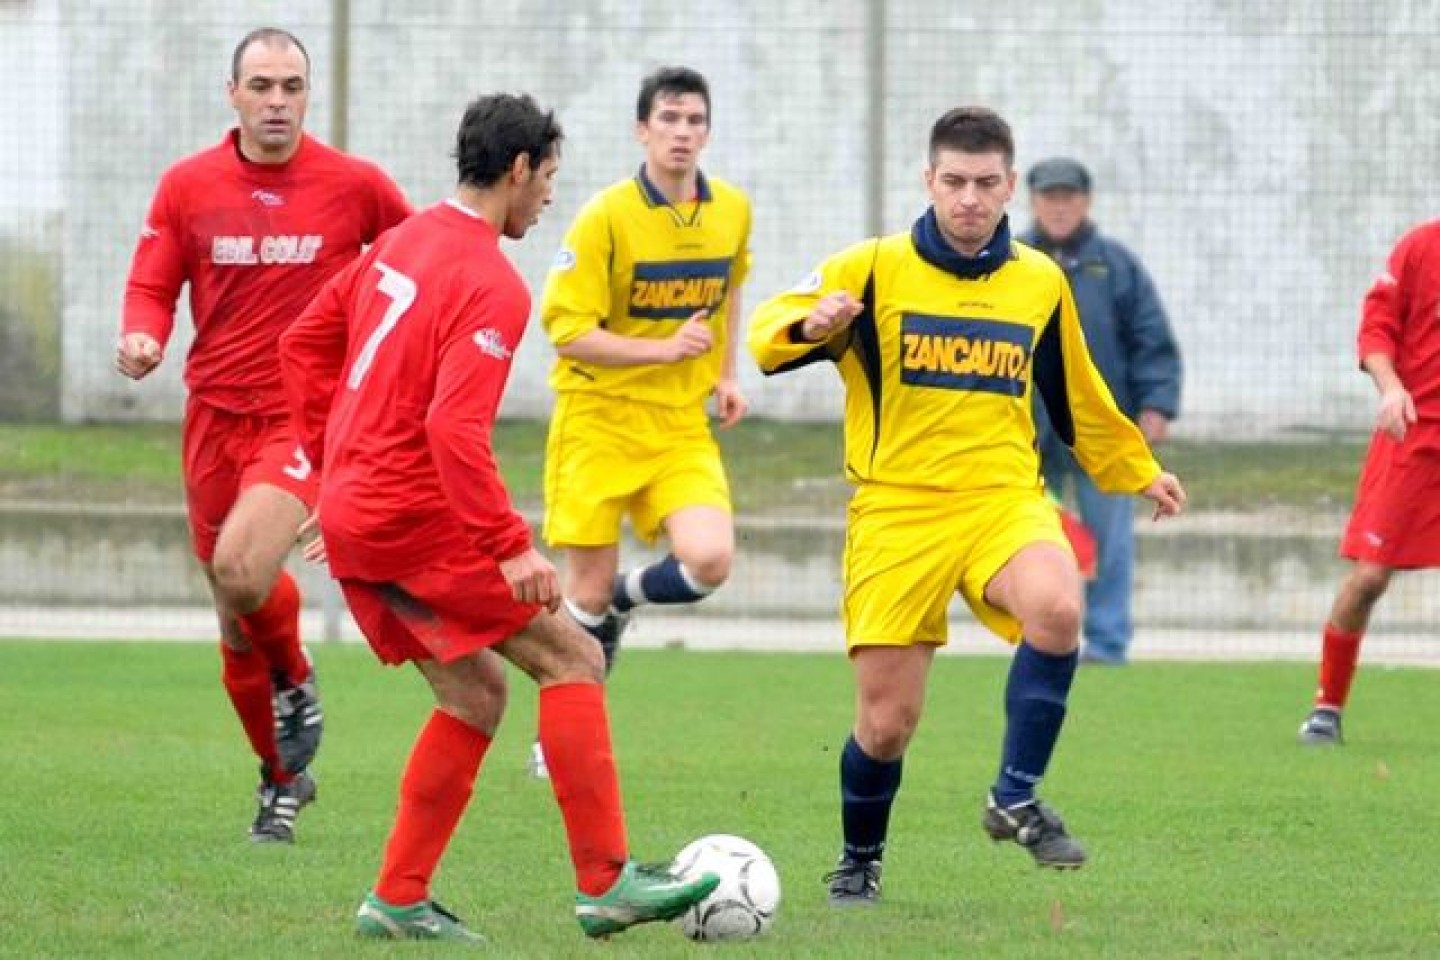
[{"xmin": 1022, "ymin": 157, "xmax": 1182, "ymax": 665}]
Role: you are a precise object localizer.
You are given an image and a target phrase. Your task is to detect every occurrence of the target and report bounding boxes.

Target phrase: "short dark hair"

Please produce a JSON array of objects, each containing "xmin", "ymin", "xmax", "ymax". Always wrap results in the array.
[
  {"xmin": 636, "ymin": 66, "xmax": 711, "ymax": 123},
  {"xmin": 454, "ymin": 93, "xmax": 564, "ymax": 189},
  {"xmin": 231, "ymin": 28, "xmax": 309, "ymax": 82},
  {"xmin": 928, "ymin": 106, "xmax": 1014, "ymax": 169}
]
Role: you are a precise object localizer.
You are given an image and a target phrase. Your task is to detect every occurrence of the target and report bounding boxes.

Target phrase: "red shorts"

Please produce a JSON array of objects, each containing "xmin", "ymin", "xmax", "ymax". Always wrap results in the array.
[
  {"xmin": 182, "ymin": 396, "xmax": 318, "ymax": 563},
  {"xmin": 339, "ymin": 552, "xmax": 541, "ymax": 665},
  {"xmin": 1340, "ymin": 434, "xmax": 1440, "ymax": 568}
]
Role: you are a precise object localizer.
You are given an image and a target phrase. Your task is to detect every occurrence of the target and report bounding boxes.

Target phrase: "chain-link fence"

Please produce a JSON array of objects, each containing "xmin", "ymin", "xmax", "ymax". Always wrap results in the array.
[{"xmin": 4, "ymin": 0, "xmax": 1440, "ymax": 651}]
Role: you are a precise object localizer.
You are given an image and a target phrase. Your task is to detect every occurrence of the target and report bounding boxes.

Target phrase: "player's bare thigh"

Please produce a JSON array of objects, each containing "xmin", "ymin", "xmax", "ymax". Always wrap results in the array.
[
  {"xmin": 210, "ymin": 482, "xmax": 309, "ymax": 614},
  {"xmin": 983, "ymin": 542, "xmax": 1083, "ymax": 654},
  {"xmin": 414, "ymin": 648, "xmax": 510, "ymax": 734},
  {"xmin": 495, "ymin": 608, "xmax": 606, "ymax": 686}
]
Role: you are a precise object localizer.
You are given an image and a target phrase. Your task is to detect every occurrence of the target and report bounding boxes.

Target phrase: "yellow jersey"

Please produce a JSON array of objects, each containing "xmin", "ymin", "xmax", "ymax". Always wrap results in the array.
[
  {"xmin": 748, "ymin": 222, "xmax": 1159, "ymax": 495},
  {"xmin": 541, "ymin": 167, "xmax": 752, "ymax": 408}
]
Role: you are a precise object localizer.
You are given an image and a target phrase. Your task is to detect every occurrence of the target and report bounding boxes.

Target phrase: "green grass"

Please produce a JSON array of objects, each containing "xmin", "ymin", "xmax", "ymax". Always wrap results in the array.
[
  {"xmin": 3, "ymin": 641, "xmax": 1436, "ymax": 957},
  {"xmin": 0, "ymin": 421, "xmax": 1367, "ymax": 514}
]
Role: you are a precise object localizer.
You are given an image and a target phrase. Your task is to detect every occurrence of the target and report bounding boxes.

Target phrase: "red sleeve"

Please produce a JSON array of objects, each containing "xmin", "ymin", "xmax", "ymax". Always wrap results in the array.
[
  {"xmin": 424, "ymin": 281, "xmax": 533, "ymax": 562},
  {"xmin": 121, "ymin": 170, "xmax": 187, "ymax": 346},
  {"xmin": 1358, "ymin": 229, "xmax": 1418, "ymax": 363},
  {"xmin": 280, "ymin": 254, "xmax": 369, "ymax": 472}
]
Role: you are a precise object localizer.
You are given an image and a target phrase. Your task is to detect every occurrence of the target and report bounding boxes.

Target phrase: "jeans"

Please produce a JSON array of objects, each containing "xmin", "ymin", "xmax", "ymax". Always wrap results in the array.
[{"xmin": 1041, "ymin": 444, "xmax": 1136, "ymax": 663}]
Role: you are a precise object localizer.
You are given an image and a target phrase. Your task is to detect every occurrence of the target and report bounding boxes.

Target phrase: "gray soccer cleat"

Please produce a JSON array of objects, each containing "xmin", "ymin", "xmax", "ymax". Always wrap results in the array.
[
  {"xmin": 591, "ymin": 609, "xmax": 631, "ymax": 675},
  {"xmin": 983, "ymin": 792, "xmax": 1087, "ymax": 869},
  {"xmin": 249, "ymin": 768, "xmax": 317, "ymax": 844},
  {"xmin": 1298, "ymin": 706, "xmax": 1343, "ymax": 746},
  {"xmin": 273, "ymin": 664, "xmax": 323, "ymax": 774},
  {"xmin": 824, "ymin": 857, "xmax": 882, "ymax": 906}
]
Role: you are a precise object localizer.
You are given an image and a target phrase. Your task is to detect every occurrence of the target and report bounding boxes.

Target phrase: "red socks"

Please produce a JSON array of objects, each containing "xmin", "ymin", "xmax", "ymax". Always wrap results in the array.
[
  {"xmin": 219, "ymin": 644, "xmax": 286, "ymax": 782},
  {"xmin": 1316, "ymin": 624, "xmax": 1363, "ymax": 710},
  {"xmin": 368, "ymin": 684, "xmax": 628, "ymax": 906},
  {"xmin": 375, "ymin": 709, "xmax": 492, "ymax": 906},
  {"xmin": 238, "ymin": 570, "xmax": 309, "ymax": 685},
  {"xmin": 539, "ymin": 682, "xmax": 628, "ymax": 896}
]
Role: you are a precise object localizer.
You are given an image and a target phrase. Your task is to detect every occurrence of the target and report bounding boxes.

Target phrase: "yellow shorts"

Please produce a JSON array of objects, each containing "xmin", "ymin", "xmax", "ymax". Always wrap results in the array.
[
  {"xmin": 842, "ymin": 483, "xmax": 1071, "ymax": 649},
  {"xmin": 543, "ymin": 392, "xmax": 731, "ymax": 546}
]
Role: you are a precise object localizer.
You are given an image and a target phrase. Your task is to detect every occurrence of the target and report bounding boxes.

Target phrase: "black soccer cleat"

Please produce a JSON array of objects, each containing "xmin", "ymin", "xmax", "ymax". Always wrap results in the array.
[
  {"xmin": 249, "ymin": 768, "xmax": 317, "ymax": 844},
  {"xmin": 824, "ymin": 857, "xmax": 882, "ymax": 906},
  {"xmin": 983, "ymin": 792, "xmax": 1087, "ymax": 869},
  {"xmin": 587, "ymin": 609, "xmax": 631, "ymax": 675},
  {"xmin": 272, "ymin": 664, "xmax": 324, "ymax": 775},
  {"xmin": 1298, "ymin": 706, "xmax": 1343, "ymax": 746}
]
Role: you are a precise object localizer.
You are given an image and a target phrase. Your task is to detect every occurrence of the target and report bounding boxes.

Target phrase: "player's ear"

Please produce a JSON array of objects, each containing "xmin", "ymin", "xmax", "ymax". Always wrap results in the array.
[{"xmin": 509, "ymin": 153, "xmax": 533, "ymax": 185}]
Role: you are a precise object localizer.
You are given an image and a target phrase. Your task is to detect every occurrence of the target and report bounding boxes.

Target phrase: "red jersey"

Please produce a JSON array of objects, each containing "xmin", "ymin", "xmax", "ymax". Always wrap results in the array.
[
  {"xmin": 279, "ymin": 201, "xmax": 533, "ymax": 581},
  {"xmin": 1359, "ymin": 220, "xmax": 1440, "ymax": 427},
  {"xmin": 123, "ymin": 129, "xmax": 411, "ymax": 416}
]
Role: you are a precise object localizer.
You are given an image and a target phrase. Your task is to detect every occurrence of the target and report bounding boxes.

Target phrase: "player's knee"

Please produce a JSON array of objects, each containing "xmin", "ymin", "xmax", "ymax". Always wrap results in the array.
[
  {"xmin": 210, "ymin": 552, "xmax": 267, "ymax": 612},
  {"xmin": 678, "ymin": 548, "xmax": 732, "ymax": 589},
  {"xmin": 857, "ymin": 704, "xmax": 921, "ymax": 760},
  {"xmin": 1025, "ymin": 593, "xmax": 1083, "ymax": 650}
]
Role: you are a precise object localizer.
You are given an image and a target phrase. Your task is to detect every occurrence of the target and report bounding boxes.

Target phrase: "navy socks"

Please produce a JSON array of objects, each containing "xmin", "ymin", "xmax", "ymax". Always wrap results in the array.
[
  {"xmin": 839, "ymin": 734, "xmax": 903, "ymax": 863},
  {"xmin": 612, "ymin": 554, "xmax": 713, "ymax": 612},
  {"xmin": 993, "ymin": 641, "xmax": 1078, "ymax": 807}
]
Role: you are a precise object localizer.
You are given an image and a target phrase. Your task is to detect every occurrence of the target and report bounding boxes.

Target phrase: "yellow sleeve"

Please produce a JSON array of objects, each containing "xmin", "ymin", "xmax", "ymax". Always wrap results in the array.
[
  {"xmin": 541, "ymin": 196, "xmax": 613, "ymax": 348},
  {"xmin": 748, "ymin": 238, "xmax": 877, "ymax": 374},
  {"xmin": 1053, "ymin": 280, "xmax": 1162, "ymax": 493},
  {"xmin": 731, "ymin": 195, "xmax": 753, "ymax": 288}
]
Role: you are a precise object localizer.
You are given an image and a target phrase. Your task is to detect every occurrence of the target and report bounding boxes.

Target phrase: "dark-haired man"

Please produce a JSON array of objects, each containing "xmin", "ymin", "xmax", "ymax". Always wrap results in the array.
[
  {"xmin": 750, "ymin": 106, "xmax": 1186, "ymax": 903},
  {"xmin": 118, "ymin": 27, "xmax": 410, "ymax": 843},
  {"xmin": 534, "ymin": 69, "xmax": 751, "ymax": 771},
  {"xmin": 280, "ymin": 92, "xmax": 717, "ymax": 944}
]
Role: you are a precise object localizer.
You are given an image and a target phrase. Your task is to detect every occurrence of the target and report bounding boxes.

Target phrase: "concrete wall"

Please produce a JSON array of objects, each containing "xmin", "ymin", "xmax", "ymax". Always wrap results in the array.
[
  {"xmin": 6, "ymin": 502, "xmax": 1440, "ymax": 634},
  {"xmin": 45, "ymin": 1, "xmax": 1440, "ymax": 435}
]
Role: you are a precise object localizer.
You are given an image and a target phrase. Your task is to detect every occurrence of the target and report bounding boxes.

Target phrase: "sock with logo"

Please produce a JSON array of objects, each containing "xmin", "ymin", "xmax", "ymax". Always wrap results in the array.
[
  {"xmin": 993, "ymin": 641, "xmax": 1078, "ymax": 807},
  {"xmin": 839, "ymin": 734, "xmax": 903, "ymax": 863}
]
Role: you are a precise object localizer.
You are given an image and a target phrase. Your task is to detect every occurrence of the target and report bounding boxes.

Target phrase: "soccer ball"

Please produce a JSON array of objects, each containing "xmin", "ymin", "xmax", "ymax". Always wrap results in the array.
[{"xmin": 671, "ymin": 833, "xmax": 780, "ymax": 942}]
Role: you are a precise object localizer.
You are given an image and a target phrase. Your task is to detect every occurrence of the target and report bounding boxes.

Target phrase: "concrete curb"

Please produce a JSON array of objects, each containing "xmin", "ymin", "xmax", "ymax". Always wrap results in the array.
[{"xmin": 3, "ymin": 606, "xmax": 1436, "ymax": 667}]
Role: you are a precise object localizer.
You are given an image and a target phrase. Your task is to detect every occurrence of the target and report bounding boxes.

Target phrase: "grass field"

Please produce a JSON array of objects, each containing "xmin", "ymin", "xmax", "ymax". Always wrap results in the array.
[
  {"xmin": 0, "ymin": 420, "xmax": 1368, "ymax": 515},
  {"xmin": 4, "ymin": 641, "xmax": 1437, "ymax": 958}
]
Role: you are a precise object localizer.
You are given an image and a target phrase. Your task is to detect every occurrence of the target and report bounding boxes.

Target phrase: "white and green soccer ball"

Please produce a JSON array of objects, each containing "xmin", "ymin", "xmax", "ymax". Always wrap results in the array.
[{"xmin": 671, "ymin": 833, "xmax": 781, "ymax": 943}]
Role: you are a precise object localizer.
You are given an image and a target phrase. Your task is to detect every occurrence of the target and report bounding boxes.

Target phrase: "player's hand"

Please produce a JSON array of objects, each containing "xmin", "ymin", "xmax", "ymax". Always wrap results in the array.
[
  {"xmin": 298, "ymin": 512, "xmax": 327, "ymax": 565},
  {"xmin": 713, "ymin": 377, "xmax": 749, "ymax": 429},
  {"xmin": 665, "ymin": 309, "xmax": 715, "ymax": 363},
  {"xmin": 800, "ymin": 292, "xmax": 863, "ymax": 342},
  {"xmin": 1375, "ymin": 385, "xmax": 1416, "ymax": 442},
  {"xmin": 499, "ymin": 548, "xmax": 561, "ymax": 613},
  {"xmin": 115, "ymin": 332, "xmax": 164, "ymax": 380},
  {"xmin": 1143, "ymin": 471, "xmax": 1186, "ymax": 520},
  {"xmin": 1138, "ymin": 409, "xmax": 1170, "ymax": 445}
]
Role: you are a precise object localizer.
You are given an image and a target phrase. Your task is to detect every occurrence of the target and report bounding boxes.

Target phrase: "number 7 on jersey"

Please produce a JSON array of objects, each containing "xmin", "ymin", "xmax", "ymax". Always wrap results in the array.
[{"xmin": 347, "ymin": 262, "xmax": 417, "ymax": 390}]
